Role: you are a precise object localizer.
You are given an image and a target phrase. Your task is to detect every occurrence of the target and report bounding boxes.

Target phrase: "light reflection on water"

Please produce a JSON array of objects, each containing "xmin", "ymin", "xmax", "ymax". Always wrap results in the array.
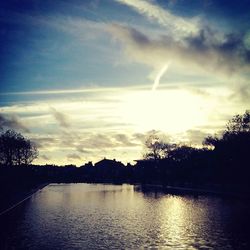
[{"xmin": 0, "ymin": 183, "xmax": 250, "ymax": 249}]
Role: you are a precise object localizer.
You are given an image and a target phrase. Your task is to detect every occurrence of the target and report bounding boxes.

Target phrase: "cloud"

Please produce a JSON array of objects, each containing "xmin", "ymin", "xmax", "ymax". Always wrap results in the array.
[
  {"xmin": 67, "ymin": 153, "xmax": 81, "ymax": 160},
  {"xmin": 83, "ymin": 133, "xmax": 118, "ymax": 149},
  {"xmin": 185, "ymin": 129, "xmax": 210, "ymax": 145},
  {"xmin": 114, "ymin": 0, "xmax": 200, "ymax": 36},
  {"xmin": 133, "ymin": 130, "xmax": 173, "ymax": 144},
  {"xmin": 114, "ymin": 133, "xmax": 139, "ymax": 146},
  {"xmin": 0, "ymin": 114, "xmax": 30, "ymax": 133},
  {"xmin": 152, "ymin": 62, "xmax": 171, "ymax": 90},
  {"xmin": 75, "ymin": 145, "xmax": 91, "ymax": 154},
  {"xmin": 0, "ymin": 87, "xmax": 118, "ymax": 96},
  {"xmin": 40, "ymin": 155, "xmax": 50, "ymax": 161},
  {"xmin": 50, "ymin": 107, "xmax": 70, "ymax": 128},
  {"xmin": 32, "ymin": 137, "xmax": 57, "ymax": 148},
  {"xmin": 108, "ymin": 23, "xmax": 250, "ymax": 79},
  {"xmin": 229, "ymin": 83, "xmax": 250, "ymax": 104}
]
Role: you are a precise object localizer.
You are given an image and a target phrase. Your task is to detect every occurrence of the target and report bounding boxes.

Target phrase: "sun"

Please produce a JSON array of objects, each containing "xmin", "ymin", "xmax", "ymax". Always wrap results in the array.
[{"xmin": 119, "ymin": 89, "xmax": 208, "ymax": 133}]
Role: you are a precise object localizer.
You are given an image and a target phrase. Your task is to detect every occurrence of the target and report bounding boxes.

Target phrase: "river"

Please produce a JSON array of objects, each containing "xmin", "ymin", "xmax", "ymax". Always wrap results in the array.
[{"xmin": 0, "ymin": 183, "xmax": 250, "ymax": 249}]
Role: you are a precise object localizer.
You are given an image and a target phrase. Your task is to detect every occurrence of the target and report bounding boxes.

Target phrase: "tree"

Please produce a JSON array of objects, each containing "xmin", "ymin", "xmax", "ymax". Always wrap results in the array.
[
  {"xmin": 0, "ymin": 130, "xmax": 38, "ymax": 166},
  {"xmin": 203, "ymin": 135, "xmax": 220, "ymax": 149},
  {"xmin": 225, "ymin": 110, "xmax": 250, "ymax": 134},
  {"xmin": 202, "ymin": 110, "xmax": 250, "ymax": 185},
  {"xmin": 168, "ymin": 145, "xmax": 199, "ymax": 162},
  {"xmin": 203, "ymin": 110, "xmax": 250, "ymax": 149},
  {"xmin": 144, "ymin": 134, "xmax": 175, "ymax": 161}
]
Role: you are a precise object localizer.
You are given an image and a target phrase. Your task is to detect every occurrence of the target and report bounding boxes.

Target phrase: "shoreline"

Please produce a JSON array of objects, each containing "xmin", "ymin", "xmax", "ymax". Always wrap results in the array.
[
  {"xmin": 49, "ymin": 181, "xmax": 250, "ymax": 199},
  {"xmin": 136, "ymin": 183, "xmax": 250, "ymax": 198},
  {"xmin": 0, "ymin": 183, "xmax": 49, "ymax": 216}
]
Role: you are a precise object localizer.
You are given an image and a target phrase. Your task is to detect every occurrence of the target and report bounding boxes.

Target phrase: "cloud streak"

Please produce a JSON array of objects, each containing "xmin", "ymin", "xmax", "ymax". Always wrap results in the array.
[
  {"xmin": 152, "ymin": 62, "xmax": 171, "ymax": 91},
  {"xmin": 114, "ymin": 0, "xmax": 200, "ymax": 36},
  {"xmin": 50, "ymin": 107, "xmax": 70, "ymax": 128},
  {"xmin": 67, "ymin": 153, "xmax": 81, "ymax": 160}
]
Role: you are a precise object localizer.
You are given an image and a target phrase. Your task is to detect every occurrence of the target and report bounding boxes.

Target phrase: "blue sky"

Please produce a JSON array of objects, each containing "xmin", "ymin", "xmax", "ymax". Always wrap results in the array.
[{"xmin": 0, "ymin": 0, "xmax": 250, "ymax": 165}]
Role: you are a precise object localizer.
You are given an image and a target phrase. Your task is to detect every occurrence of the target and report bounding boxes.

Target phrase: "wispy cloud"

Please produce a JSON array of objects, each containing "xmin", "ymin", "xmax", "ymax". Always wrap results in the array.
[
  {"xmin": 32, "ymin": 137, "xmax": 57, "ymax": 149},
  {"xmin": 0, "ymin": 87, "xmax": 113, "ymax": 96},
  {"xmin": 114, "ymin": 0, "xmax": 200, "ymax": 36},
  {"xmin": 185, "ymin": 129, "xmax": 210, "ymax": 145},
  {"xmin": 50, "ymin": 107, "xmax": 70, "ymax": 128},
  {"xmin": 0, "ymin": 85, "xmax": 151, "ymax": 97},
  {"xmin": 0, "ymin": 114, "xmax": 30, "ymax": 133},
  {"xmin": 67, "ymin": 153, "xmax": 81, "ymax": 160}
]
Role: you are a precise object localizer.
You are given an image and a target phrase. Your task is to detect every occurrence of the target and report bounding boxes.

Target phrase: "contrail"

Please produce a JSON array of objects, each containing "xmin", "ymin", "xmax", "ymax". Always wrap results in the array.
[{"xmin": 152, "ymin": 62, "xmax": 171, "ymax": 91}]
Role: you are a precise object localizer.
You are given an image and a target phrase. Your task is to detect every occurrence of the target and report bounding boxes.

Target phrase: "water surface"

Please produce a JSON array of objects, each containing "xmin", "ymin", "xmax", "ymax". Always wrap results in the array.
[{"xmin": 1, "ymin": 183, "xmax": 250, "ymax": 249}]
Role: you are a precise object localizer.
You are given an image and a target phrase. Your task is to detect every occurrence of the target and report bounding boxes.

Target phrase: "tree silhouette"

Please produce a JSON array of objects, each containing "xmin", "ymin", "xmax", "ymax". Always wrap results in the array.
[
  {"xmin": 226, "ymin": 110, "xmax": 250, "ymax": 134},
  {"xmin": 202, "ymin": 110, "xmax": 250, "ymax": 187},
  {"xmin": 203, "ymin": 110, "xmax": 250, "ymax": 149},
  {"xmin": 168, "ymin": 145, "xmax": 199, "ymax": 162},
  {"xmin": 144, "ymin": 134, "xmax": 175, "ymax": 161},
  {"xmin": 0, "ymin": 130, "xmax": 38, "ymax": 166}
]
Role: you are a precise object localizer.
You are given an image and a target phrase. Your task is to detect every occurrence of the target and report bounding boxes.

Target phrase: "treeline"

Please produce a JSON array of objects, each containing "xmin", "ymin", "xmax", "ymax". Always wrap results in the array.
[
  {"xmin": 0, "ymin": 111, "xmax": 250, "ymax": 197},
  {"xmin": 135, "ymin": 110, "xmax": 250, "ymax": 191}
]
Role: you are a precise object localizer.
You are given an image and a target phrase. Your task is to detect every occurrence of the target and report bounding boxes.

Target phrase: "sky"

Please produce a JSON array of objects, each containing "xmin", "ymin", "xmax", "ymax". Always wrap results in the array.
[{"xmin": 0, "ymin": 0, "xmax": 250, "ymax": 165}]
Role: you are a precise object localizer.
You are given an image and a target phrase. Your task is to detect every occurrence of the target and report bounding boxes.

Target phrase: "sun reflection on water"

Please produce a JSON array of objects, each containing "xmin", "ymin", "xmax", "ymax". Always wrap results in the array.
[{"xmin": 159, "ymin": 196, "xmax": 188, "ymax": 248}]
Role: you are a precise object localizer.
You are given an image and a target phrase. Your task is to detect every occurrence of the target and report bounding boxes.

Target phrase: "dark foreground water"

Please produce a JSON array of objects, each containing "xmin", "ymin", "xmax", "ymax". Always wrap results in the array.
[{"xmin": 0, "ymin": 184, "xmax": 250, "ymax": 250}]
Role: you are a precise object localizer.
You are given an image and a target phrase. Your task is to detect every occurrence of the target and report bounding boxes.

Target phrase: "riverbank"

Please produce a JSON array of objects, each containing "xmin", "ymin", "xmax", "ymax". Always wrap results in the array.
[
  {"xmin": 54, "ymin": 180, "xmax": 250, "ymax": 199},
  {"xmin": 0, "ymin": 183, "xmax": 49, "ymax": 216},
  {"xmin": 136, "ymin": 183, "xmax": 250, "ymax": 198}
]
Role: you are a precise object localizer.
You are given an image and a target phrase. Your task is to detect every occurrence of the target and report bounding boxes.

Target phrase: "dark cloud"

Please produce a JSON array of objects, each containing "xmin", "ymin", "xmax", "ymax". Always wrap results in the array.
[
  {"xmin": 84, "ymin": 134, "xmax": 117, "ymax": 148},
  {"xmin": 50, "ymin": 107, "xmax": 70, "ymax": 128},
  {"xmin": 75, "ymin": 145, "xmax": 90, "ymax": 154},
  {"xmin": 126, "ymin": 26, "xmax": 150, "ymax": 45},
  {"xmin": 133, "ymin": 132, "xmax": 147, "ymax": 142},
  {"xmin": 187, "ymin": 28, "xmax": 250, "ymax": 72},
  {"xmin": 109, "ymin": 23, "xmax": 250, "ymax": 77},
  {"xmin": 32, "ymin": 137, "xmax": 56, "ymax": 148},
  {"xmin": 0, "ymin": 114, "xmax": 30, "ymax": 132},
  {"xmin": 114, "ymin": 133, "xmax": 139, "ymax": 147}
]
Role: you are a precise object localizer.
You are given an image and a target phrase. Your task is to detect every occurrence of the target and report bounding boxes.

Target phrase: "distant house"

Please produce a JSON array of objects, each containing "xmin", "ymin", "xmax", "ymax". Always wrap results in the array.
[
  {"xmin": 80, "ymin": 161, "xmax": 93, "ymax": 168},
  {"xmin": 94, "ymin": 158, "xmax": 124, "ymax": 169},
  {"xmin": 91, "ymin": 158, "xmax": 125, "ymax": 181}
]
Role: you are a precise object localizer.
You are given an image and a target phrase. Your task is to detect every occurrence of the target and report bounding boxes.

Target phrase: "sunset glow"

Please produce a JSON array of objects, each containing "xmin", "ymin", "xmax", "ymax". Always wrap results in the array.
[{"xmin": 120, "ymin": 89, "xmax": 207, "ymax": 133}]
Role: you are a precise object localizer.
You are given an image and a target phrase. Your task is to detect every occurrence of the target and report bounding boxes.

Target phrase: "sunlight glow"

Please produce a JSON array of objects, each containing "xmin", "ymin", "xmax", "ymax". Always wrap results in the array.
[{"xmin": 119, "ymin": 89, "xmax": 208, "ymax": 133}]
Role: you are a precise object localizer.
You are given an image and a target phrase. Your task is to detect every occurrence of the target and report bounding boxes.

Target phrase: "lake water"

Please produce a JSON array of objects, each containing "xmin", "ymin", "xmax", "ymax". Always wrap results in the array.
[{"xmin": 0, "ymin": 183, "xmax": 250, "ymax": 249}]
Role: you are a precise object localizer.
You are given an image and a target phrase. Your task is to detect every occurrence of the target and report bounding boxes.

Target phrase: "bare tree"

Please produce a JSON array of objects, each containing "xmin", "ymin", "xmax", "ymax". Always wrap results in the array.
[{"xmin": 0, "ymin": 130, "xmax": 38, "ymax": 166}]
